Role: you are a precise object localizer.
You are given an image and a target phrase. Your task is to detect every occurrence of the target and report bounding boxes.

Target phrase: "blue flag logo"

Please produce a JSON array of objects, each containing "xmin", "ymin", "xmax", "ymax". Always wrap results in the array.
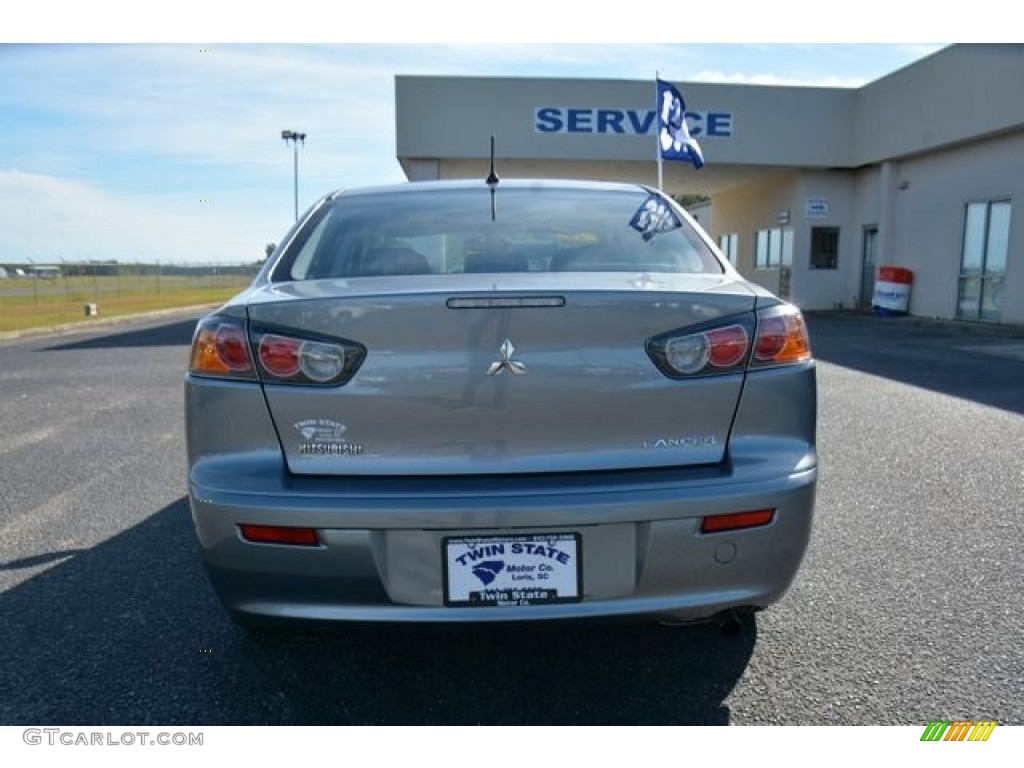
[
  {"xmin": 629, "ymin": 194, "xmax": 682, "ymax": 240},
  {"xmin": 657, "ymin": 79, "xmax": 705, "ymax": 169}
]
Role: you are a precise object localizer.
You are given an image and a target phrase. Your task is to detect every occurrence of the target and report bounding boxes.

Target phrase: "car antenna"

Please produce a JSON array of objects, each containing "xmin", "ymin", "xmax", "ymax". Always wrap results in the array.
[{"xmin": 486, "ymin": 135, "xmax": 499, "ymax": 221}]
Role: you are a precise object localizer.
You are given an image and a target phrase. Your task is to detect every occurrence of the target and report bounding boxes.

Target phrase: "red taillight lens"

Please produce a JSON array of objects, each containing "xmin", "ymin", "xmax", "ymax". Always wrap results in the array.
[
  {"xmin": 254, "ymin": 332, "xmax": 352, "ymax": 384},
  {"xmin": 189, "ymin": 319, "xmax": 255, "ymax": 378},
  {"xmin": 258, "ymin": 334, "xmax": 302, "ymax": 377},
  {"xmin": 752, "ymin": 307, "xmax": 811, "ymax": 366},
  {"xmin": 239, "ymin": 525, "xmax": 319, "ymax": 546},
  {"xmin": 706, "ymin": 325, "xmax": 749, "ymax": 368},
  {"xmin": 215, "ymin": 325, "xmax": 252, "ymax": 371},
  {"xmin": 701, "ymin": 509, "xmax": 775, "ymax": 534}
]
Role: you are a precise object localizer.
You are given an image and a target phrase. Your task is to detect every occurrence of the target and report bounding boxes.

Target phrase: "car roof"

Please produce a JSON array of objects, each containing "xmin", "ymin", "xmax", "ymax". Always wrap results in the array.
[{"xmin": 328, "ymin": 178, "xmax": 653, "ymax": 201}]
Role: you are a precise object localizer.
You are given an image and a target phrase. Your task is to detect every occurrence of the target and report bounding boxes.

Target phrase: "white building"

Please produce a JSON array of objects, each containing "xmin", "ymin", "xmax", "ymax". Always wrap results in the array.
[{"xmin": 394, "ymin": 44, "xmax": 1024, "ymax": 325}]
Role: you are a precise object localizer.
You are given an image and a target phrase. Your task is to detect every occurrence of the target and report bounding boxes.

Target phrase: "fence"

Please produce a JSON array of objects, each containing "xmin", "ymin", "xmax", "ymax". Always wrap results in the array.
[{"xmin": 0, "ymin": 262, "xmax": 262, "ymax": 304}]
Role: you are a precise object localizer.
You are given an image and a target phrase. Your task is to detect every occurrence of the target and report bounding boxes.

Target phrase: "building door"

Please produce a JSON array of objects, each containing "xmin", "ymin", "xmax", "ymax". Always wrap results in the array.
[
  {"xmin": 860, "ymin": 226, "xmax": 878, "ymax": 308},
  {"xmin": 958, "ymin": 200, "xmax": 1011, "ymax": 322}
]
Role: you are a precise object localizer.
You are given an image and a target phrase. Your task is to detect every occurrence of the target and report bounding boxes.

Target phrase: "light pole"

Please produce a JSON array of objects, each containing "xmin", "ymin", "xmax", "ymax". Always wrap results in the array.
[{"xmin": 281, "ymin": 129, "xmax": 306, "ymax": 221}]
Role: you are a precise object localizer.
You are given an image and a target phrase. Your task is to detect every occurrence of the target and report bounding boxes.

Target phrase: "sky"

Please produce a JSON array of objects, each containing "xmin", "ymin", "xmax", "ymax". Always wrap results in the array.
[{"xmin": 0, "ymin": 32, "xmax": 952, "ymax": 265}]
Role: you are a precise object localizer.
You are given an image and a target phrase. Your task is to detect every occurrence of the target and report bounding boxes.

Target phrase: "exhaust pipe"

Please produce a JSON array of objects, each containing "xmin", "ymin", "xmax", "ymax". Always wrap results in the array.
[
  {"xmin": 659, "ymin": 608, "xmax": 747, "ymax": 635},
  {"xmin": 715, "ymin": 609, "xmax": 744, "ymax": 638}
]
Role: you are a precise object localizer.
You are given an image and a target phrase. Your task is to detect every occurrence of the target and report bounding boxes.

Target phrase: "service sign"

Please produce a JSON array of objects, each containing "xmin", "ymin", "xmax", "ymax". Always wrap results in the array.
[
  {"xmin": 444, "ymin": 533, "xmax": 582, "ymax": 607},
  {"xmin": 805, "ymin": 198, "xmax": 830, "ymax": 219},
  {"xmin": 535, "ymin": 107, "xmax": 734, "ymax": 138}
]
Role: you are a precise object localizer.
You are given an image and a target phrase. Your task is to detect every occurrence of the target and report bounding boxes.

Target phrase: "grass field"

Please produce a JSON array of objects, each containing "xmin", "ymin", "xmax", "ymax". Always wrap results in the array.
[{"xmin": 0, "ymin": 276, "xmax": 251, "ymax": 333}]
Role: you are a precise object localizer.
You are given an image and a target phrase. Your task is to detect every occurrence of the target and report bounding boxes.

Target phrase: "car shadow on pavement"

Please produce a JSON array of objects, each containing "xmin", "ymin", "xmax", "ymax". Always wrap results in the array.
[
  {"xmin": 0, "ymin": 497, "xmax": 755, "ymax": 726},
  {"xmin": 41, "ymin": 318, "xmax": 200, "ymax": 351},
  {"xmin": 806, "ymin": 312, "xmax": 1024, "ymax": 415}
]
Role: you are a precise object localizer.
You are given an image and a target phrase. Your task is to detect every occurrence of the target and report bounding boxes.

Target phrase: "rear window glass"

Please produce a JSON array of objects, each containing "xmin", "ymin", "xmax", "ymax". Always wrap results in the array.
[{"xmin": 272, "ymin": 186, "xmax": 723, "ymax": 281}]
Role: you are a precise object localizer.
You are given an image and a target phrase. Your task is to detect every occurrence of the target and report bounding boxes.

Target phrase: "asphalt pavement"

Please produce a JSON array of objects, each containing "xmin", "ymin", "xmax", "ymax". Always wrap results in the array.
[{"xmin": 0, "ymin": 309, "xmax": 1021, "ymax": 725}]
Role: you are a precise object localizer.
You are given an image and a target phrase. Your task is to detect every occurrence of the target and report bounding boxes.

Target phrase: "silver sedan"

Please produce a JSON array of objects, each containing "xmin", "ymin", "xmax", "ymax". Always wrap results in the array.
[{"xmin": 185, "ymin": 179, "xmax": 817, "ymax": 630}]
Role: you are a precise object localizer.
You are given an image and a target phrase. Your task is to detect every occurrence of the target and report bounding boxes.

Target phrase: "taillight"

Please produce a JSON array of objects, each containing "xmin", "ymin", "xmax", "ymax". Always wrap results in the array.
[
  {"xmin": 189, "ymin": 317, "xmax": 364, "ymax": 386},
  {"xmin": 751, "ymin": 305, "xmax": 812, "ymax": 368},
  {"xmin": 189, "ymin": 317, "xmax": 255, "ymax": 379},
  {"xmin": 253, "ymin": 328, "xmax": 363, "ymax": 386},
  {"xmin": 648, "ymin": 320, "xmax": 752, "ymax": 378},
  {"xmin": 647, "ymin": 305, "xmax": 811, "ymax": 379},
  {"xmin": 258, "ymin": 334, "xmax": 302, "ymax": 377},
  {"xmin": 296, "ymin": 340, "xmax": 347, "ymax": 382}
]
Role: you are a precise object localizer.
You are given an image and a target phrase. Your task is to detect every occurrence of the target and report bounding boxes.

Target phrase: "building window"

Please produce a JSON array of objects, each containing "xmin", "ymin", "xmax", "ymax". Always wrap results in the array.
[
  {"xmin": 958, "ymin": 200, "xmax": 1011, "ymax": 321},
  {"xmin": 754, "ymin": 228, "xmax": 792, "ymax": 268},
  {"xmin": 718, "ymin": 233, "xmax": 738, "ymax": 265},
  {"xmin": 810, "ymin": 227, "xmax": 840, "ymax": 269}
]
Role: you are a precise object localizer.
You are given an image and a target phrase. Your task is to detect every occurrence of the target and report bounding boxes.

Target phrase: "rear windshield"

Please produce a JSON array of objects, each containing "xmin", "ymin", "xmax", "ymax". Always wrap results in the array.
[{"xmin": 272, "ymin": 186, "xmax": 723, "ymax": 281}]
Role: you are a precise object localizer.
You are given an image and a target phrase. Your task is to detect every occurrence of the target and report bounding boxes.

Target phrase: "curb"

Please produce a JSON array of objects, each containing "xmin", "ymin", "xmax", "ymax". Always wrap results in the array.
[{"xmin": 0, "ymin": 303, "xmax": 219, "ymax": 342}]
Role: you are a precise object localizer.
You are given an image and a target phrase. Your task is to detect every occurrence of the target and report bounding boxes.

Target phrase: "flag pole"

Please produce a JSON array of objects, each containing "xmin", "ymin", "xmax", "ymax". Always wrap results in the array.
[{"xmin": 655, "ymin": 72, "xmax": 663, "ymax": 191}]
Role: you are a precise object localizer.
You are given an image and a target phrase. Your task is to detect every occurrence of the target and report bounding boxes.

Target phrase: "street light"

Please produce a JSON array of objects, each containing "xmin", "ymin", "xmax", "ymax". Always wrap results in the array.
[{"xmin": 281, "ymin": 129, "xmax": 307, "ymax": 222}]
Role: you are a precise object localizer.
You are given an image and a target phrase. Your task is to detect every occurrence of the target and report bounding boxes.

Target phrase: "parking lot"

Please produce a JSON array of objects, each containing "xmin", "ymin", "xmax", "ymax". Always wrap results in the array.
[{"xmin": 0, "ymin": 310, "xmax": 1021, "ymax": 725}]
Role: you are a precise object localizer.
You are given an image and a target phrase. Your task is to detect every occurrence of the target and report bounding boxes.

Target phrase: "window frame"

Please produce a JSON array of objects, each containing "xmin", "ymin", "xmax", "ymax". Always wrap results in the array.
[
  {"xmin": 957, "ymin": 198, "xmax": 1011, "ymax": 321},
  {"xmin": 809, "ymin": 226, "xmax": 840, "ymax": 270},
  {"xmin": 754, "ymin": 227, "xmax": 792, "ymax": 269},
  {"xmin": 718, "ymin": 233, "xmax": 738, "ymax": 265}
]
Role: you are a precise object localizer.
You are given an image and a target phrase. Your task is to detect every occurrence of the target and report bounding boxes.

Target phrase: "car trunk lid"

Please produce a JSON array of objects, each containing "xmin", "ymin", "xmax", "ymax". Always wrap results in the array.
[{"xmin": 247, "ymin": 273, "xmax": 756, "ymax": 475}]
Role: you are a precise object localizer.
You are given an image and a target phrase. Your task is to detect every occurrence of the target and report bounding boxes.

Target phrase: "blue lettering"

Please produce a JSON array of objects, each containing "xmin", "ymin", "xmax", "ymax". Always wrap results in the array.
[
  {"xmin": 511, "ymin": 542, "xmax": 523, "ymax": 554},
  {"xmin": 536, "ymin": 108, "xmax": 732, "ymax": 137},
  {"xmin": 455, "ymin": 544, "xmax": 505, "ymax": 565},
  {"xmin": 535, "ymin": 107, "xmax": 563, "ymax": 133},
  {"xmin": 685, "ymin": 111, "xmax": 703, "ymax": 138},
  {"xmin": 597, "ymin": 109, "xmax": 624, "ymax": 133},
  {"xmin": 707, "ymin": 112, "xmax": 732, "ymax": 137},
  {"xmin": 627, "ymin": 109, "xmax": 655, "ymax": 134},
  {"xmin": 567, "ymin": 108, "xmax": 592, "ymax": 132}
]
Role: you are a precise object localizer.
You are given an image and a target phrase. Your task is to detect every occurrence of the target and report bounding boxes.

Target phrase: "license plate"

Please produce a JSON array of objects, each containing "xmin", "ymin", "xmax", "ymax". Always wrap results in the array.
[{"xmin": 443, "ymin": 533, "xmax": 582, "ymax": 607}]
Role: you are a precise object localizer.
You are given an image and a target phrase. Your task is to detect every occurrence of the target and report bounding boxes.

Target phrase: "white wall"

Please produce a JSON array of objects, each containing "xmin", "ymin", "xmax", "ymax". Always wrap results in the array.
[
  {"xmin": 883, "ymin": 131, "xmax": 1024, "ymax": 323},
  {"xmin": 709, "ymin": 173, "xmax": 797, "ymax": 296},
  {"xmin": 853, "ymin": 44, "xmax": 1024, "ymax": 166},
  {"xmin": 792, "ymin": 172, "xmax": 859, "ymax": 310}
]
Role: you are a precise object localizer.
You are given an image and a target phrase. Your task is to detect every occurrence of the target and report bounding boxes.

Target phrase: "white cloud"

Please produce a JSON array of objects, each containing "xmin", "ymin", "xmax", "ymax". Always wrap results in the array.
[
  {"xmin": 0, "ymin": 170, "xmax": 275, "ymax": 263},
  {"xmin": 3, "ymin": 46, "xmax": 403, "ymax": 174},
  {"xmin": 688, "ymin": 70, "xmax": 867, "ymax": 88}
]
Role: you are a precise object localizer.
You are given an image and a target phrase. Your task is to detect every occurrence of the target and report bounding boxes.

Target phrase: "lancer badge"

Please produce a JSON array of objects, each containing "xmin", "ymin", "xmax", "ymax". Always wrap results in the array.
[{"xmin": 487, "ymin": 338, "xmax": 526, "ymax": 376}]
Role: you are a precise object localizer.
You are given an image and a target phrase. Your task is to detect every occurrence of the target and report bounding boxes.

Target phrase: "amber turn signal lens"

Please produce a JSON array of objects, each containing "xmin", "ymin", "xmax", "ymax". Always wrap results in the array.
[
  {"xmin": 753, "ymin": 308, "xmax": 811, "ymax": 366},
  {"xmin": 189, "ymin": 320, "xmax": 255, "ymax": 377},
  {"xmin": 190, "ymin": 326, "xmax": 231, "ymax": 374}
]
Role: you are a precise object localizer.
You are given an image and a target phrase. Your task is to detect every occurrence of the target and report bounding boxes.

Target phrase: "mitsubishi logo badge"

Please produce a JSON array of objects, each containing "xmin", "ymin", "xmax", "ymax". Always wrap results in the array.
[{"xmin": 487, "ymin": 338, "xmax": 526, "ymax": 376}]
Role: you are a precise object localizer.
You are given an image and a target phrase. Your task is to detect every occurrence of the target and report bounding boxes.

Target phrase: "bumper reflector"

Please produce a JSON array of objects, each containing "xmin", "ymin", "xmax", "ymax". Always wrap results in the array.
[
  {"xmin": 701, "ymin": 509, "xmax": 775, "ymax": 534},
  {"xmin": 239, "ymin": 525, "xmax": 319, "ymax": 546}
]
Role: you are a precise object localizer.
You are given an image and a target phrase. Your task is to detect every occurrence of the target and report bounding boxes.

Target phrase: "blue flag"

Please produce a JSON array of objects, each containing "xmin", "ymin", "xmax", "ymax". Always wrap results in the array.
[
  {"xmin": 657, "ymin": 79, "xmax": 704, "ymax": 169},
  {"xmin": 629, "ymin": 193, "xmax": 682, "ymax": 241}
]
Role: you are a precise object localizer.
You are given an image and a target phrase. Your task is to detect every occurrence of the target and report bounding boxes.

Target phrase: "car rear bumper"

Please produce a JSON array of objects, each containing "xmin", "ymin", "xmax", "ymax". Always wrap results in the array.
[{"xmin": 189, "ymin": 462, "xmax": 817, "ymax": 625}]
